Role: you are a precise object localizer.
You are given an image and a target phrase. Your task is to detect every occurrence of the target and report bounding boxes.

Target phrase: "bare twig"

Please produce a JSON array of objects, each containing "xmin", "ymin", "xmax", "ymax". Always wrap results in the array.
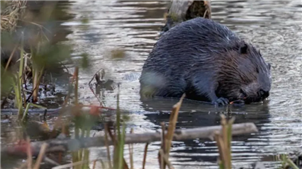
[
  {"xmin": 74, "ymin": 67, "xmax": 79, "ymax": 104},
  {"xmin": 142, "ymin": 143, "xmax": 149, "ymax": 169},
  {"xmin": 4, "ymin": 45, "xmax": 18, "ymax": 71},
  {"xmin": 165, "ymin": 94, "xmax": 185, "ymax": 158},
  {"xmin": 105, "ymin": 124, "xmax": 113, "ymax": 169},
  {"xmin": 92, "ymin": 159, "xmax": 97, "ymax": 169},
  {"xmin": 88, "ymin": 68, "xmax": 105, "ymax": 104},
  {"xmin": 159, "ymin": 149, "xmax": 174, "ymax": 169},
  {"xmin": 44, "ymin": 156, "xmax": 60, "ymax": 166},
  {"xmin": 26, "ymin": 137, "xmax": 32, "ymax": 169},
  {"xmin": 159, "ymin": 122, "xmax": 166, "ymax": 169},
  {"xmin": 33, "ymin": 143, "xmax": 48, "ymax": 169}
]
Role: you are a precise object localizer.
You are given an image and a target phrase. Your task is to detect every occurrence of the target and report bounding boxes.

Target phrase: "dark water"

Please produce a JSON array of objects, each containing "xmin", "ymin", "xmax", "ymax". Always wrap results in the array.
[{"xmin": 9, "ymin": 0, "xmax": 301, "ymax": 168}]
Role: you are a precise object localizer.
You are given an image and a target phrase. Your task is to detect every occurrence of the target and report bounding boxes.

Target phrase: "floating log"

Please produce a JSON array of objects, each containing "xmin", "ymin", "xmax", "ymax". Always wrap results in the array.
[{"xmin": 2, "ymin": 122, "xmax": 258, "ymax": 157}]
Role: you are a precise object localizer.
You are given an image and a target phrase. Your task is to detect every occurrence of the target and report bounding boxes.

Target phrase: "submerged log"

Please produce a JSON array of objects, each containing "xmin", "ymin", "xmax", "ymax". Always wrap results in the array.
[
  {"xmin": 161, "ymin": 0, "xmax": 211, "ymax": 33},
  {"xmin": 2, "ymin": 122, "xmax": 258, "ymax": 157}
]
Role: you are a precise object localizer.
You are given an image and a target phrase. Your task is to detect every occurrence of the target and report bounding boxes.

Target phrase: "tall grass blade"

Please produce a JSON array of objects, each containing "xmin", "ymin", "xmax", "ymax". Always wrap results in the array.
[
  {"xmin": 22, "ymin": 103, "xmax": 46, "ymax": 121},
  {"xmin": 129, "ymin": 128, "xmax": 134, "ymax": 169}
]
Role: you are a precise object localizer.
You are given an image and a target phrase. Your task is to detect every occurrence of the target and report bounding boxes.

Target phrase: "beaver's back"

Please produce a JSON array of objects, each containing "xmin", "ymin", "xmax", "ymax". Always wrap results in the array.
[
  {"xmin": 156, "ymin": 18, "xmax": 239, "ymax": 53},
  {"xmin": 142, "ymin": 18, "xmax": 241, "ymax": 73}
]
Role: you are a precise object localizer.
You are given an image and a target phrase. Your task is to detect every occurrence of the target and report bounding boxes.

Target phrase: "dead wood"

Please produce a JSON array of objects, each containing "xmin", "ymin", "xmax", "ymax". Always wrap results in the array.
[
  {"xmin": 161, "ymin": 0, "xmax": 211, "ymax": 33},
  {"xmin": 2, "ymin": 122, "xmax": 258, "ymax": 157}
]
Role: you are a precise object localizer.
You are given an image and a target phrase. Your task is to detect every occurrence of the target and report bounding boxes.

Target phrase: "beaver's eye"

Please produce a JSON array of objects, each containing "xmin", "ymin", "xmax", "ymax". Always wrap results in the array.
[{"xmin": 256, "ymin": 67, "xmax": 259, "ymax": 73}]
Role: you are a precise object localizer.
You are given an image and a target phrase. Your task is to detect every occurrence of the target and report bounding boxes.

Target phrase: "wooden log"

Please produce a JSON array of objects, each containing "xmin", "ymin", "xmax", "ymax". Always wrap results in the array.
[
  {"xmin": 2, "ymin": 122, "xmax": 258, "ymax": 157},
  {"xmin": 161, "ymin": 0, "xmax": 211, "ymax": 33}
]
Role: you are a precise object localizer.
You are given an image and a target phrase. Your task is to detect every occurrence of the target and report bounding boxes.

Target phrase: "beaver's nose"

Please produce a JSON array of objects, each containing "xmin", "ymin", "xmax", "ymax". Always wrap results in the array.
[{"xmin": 259, "ymin": 89, "xmax": 269, "ymax": 99}]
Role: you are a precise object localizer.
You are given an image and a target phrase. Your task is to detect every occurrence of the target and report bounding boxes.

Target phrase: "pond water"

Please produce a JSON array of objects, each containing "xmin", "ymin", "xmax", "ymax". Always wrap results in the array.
[{"xmin": 9, "ymin": 0, "xmax": 302, "ymax": 168}]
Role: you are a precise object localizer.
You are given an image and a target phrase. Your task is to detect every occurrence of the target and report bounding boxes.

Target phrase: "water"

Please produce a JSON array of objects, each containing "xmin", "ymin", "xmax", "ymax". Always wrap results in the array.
[{"xmin": 9, "ymin": 0, "xmax": 302, "ymax": 168}]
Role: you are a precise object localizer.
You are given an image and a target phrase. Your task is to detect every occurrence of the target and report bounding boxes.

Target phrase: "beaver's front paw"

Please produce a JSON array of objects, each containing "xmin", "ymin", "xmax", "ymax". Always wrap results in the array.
[
  {"xmin": 213, "ymin": 97, "xmax": 229, "ymax": 106},
  {"xmin": 231, "ymin": 100, "xmax": 245, "ymax": 107}
]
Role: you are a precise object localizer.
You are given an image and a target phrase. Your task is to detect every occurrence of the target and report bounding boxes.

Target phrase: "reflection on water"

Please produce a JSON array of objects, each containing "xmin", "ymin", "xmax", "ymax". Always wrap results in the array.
[{"xmin": 63, "ymin": 0, "xmax": 302, "ymax": 168}]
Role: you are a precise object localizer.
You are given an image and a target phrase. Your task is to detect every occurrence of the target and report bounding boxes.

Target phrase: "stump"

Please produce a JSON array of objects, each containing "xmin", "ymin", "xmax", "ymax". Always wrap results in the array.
[{"xmin": 161, "ymin": 0, "xmax": 211, "ymax": 33}]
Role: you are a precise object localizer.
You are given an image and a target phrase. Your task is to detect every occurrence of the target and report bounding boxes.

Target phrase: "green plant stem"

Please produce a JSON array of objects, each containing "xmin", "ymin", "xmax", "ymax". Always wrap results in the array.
[
  {"xmin": 286, "ymin": 158, "xmax": 299, "ymax": 169},
  {"xmin": 118, "ymin": 123, "xmax": 126, "ymax": 169},
  {"xmin": 21, "ymin": 103, "xmax": 46, "ymax": 121},
  {"xmin": 83, "ymin": 129, "xmax": 91, "ymax": 169}
]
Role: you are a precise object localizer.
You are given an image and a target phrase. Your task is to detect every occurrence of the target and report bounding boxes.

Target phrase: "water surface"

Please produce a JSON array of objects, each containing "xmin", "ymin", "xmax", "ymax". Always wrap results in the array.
[{"xmin": 63, "ymin": 0, "xmax": 302, "ymax": 168}]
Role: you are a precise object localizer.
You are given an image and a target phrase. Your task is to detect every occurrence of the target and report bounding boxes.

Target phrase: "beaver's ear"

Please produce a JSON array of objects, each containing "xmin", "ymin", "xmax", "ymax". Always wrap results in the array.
[{"xmin": 239, "ymin": 43, "xmax": 248, "ymax": 54}]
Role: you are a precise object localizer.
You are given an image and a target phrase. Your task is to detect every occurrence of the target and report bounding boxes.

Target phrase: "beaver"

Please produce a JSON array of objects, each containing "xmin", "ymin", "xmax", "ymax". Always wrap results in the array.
[{"xmin": 139, "ymin": 17, "xmax": 271, "ymax": 106}]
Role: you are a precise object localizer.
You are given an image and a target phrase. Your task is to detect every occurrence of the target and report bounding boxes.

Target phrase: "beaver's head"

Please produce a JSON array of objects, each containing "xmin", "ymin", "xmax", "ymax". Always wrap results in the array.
[{"xmin": 216, "ymin": 42, "xmax": 271, "ymax": 104}]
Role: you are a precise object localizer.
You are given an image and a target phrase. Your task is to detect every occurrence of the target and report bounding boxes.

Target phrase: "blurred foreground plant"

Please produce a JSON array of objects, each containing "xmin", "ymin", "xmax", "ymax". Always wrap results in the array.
[
  {"xmin": 214, "ymin": 115, "xmax": 234, "ymax": 169},
  {"xmin": 0, "ymin": 0, "xmax": 89, "ymax": 120}
]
